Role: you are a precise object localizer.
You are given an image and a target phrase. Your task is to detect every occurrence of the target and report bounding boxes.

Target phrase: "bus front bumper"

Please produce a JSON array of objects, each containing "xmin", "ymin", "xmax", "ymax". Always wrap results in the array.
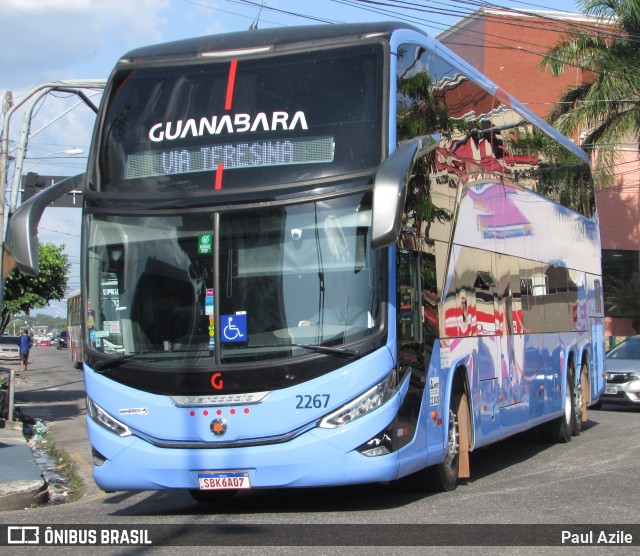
[{"xmin": 87, "ymin": 413, "xmax": 402, "ymax": 492}]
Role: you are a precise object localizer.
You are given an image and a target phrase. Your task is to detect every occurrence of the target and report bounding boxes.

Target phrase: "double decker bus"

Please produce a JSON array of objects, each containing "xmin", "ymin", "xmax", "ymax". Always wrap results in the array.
[{"xmin": 10, "ymin": 22, "xmax": 605, "ymax": 499}]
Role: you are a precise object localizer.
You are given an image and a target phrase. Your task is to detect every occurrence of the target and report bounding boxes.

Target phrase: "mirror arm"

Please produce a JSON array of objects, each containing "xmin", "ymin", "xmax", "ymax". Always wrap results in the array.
[
  {"xmin": 371, "ymin": 135, "xmax": 440, "ymax": 248},
  {"xmin": 7, "ymin": 173, "xmax": 84, "ymax": 275}
]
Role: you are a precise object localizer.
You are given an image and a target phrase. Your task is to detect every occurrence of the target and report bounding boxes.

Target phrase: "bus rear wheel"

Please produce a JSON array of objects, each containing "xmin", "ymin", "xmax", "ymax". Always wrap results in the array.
[
  {"xmin": 573, "ymin": 361, "xmax": 588, "ymax": 436},
  {"xmin": 539, "ymin": 365, "xmax": 575, "ymax": 443}
]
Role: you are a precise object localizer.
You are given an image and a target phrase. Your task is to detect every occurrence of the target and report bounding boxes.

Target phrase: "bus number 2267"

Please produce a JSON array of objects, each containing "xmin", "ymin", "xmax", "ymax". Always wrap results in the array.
[{"xmin": 296, "ymin": 394, "xmax": 330, "ymax": 409}]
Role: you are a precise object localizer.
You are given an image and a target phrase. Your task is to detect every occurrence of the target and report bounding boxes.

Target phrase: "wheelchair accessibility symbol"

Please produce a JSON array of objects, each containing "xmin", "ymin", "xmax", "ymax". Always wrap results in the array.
[{"xmin": 221, "ymin": 314, "xmax": 247, "ymax": 342}]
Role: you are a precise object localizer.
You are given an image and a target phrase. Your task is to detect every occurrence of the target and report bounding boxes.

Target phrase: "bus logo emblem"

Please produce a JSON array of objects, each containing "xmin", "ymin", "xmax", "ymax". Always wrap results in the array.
[
  {"xmin": 210, "ymin": 419, "xmax": 227, "ymax": 437},
  {"xmin": 211, "ymin": 372, "xmax": 224, "ymax": 390}
]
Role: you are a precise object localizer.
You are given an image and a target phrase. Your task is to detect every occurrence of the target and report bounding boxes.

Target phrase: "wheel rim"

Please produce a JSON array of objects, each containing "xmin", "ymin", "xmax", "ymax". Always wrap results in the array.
[
  {"xmin": 574, "ymin": 374, "xmax": 583, "ymax": 423},
  {"xmin": 564, "ymin": 383, "xmax": 572, "ymax": 424},
  {"xmin": 444, "ymin": 408, "xmax": 459, "ymax": 469}
]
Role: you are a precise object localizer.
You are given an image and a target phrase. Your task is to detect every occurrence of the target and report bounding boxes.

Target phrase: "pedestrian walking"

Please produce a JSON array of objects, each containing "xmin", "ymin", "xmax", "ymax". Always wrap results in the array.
[{"xmin": 18, "ymin": 328, "xmax": 33, "ymax": 381}]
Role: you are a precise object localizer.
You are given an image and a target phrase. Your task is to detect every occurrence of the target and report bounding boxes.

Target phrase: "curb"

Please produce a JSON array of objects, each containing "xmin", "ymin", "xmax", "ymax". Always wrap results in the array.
[
  {"xmin": 0, "ymin": 422, "xmax": 47, "ymax": 511},
  {"xmin": 0, "ymin": 478, "xmax": 48, "ymax": 511}
]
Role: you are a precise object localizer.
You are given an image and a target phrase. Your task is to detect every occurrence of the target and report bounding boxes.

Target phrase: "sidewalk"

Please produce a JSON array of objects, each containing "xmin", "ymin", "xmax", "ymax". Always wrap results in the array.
[
  {"xmin": 0, "ymin": 419, "xmax": 47, "ymax": 510},
  {"xmin": 0, "ymin": 352, "xmax": 101, "ymax": 511}
]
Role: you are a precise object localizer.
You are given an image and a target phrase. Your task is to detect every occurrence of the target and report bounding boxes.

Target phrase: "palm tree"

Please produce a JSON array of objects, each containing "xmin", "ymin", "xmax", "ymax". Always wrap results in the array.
[{"xmin": 539, "ymin": 0, "xmax": 640, "ymax": 183}]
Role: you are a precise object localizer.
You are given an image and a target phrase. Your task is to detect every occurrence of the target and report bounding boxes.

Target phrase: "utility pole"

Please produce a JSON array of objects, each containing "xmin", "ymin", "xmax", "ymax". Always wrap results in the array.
[{"xmin": 1, "ymin": 91, "xmax": 14, "ymax": 281}]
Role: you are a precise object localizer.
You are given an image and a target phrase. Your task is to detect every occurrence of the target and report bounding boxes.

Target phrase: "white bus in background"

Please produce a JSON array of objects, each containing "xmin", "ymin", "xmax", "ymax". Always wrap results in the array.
[{"xmin": 66, "ymin": 290, "xmax": 83, "ymax": 368}]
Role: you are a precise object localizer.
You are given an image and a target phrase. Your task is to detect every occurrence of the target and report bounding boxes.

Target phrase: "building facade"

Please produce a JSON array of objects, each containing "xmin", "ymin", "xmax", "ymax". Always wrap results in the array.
[{"xmin": 439, "ymin": 8, "xmax": 640, "ymax": 342}]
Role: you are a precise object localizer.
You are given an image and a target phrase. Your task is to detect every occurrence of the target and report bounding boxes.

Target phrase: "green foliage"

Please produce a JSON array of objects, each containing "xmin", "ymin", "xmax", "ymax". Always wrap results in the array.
[
  {"xmin": 507, "ymin": 127, "xmax": 596, "ymax": 215},
  {"xmin": 396, "ymin": 69, "xmax": 453, "ymax": 235},
  {"xmin": 539, "ymin": 0, "xmax": 640, "ymax": 184},
  {"xmin": 1, "ymin": 243, "xmax": 70, "ymax": 333},
  {"xmin": 397, "ymin": 71, "xmax": 453, "ymax": 142}
]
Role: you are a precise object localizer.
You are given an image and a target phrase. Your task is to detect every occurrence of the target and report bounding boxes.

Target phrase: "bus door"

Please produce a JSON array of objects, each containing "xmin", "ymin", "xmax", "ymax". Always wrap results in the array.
[
  {"xmin": 397, "ymin": 248, "xmax": 423, "ymax": 369},
  {"xmin": 396, "ymin": 246, "xmax": 429, "ymax": 447},
  {"xmin": 397, "ymin": 240, "xmax": 447, "ymax": 452}
]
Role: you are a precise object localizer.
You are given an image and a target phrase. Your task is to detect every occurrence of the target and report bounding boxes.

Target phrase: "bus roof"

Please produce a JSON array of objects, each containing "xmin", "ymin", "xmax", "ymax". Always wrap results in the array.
[
  {"xmin": 115, "ymin": 21, "xmax": 588, "ymax": 166},
  {"xmin": 119, "ymin": 21, "xmax": 421, "ymax": 62}
]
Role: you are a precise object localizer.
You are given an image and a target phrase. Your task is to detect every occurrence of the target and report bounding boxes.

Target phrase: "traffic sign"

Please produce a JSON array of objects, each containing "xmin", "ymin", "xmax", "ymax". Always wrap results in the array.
[{"xmin": 21, "ymin": 173, "xmax": 83, "ymax": 207}]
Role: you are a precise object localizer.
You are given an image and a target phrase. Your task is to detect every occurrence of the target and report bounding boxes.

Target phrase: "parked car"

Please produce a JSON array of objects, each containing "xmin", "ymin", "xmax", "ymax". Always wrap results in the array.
[
  {"xmin": 600, "ymin": 335, "xmax": 640, "ymax": 406},
  {"xmin": 38, "ymin": 338, "xmax": 51, "ymax": 347},
  {"xmin": 57, "ymin": 330, "xmax": 68, "ymax": 349},
  {"xmin": 0, "ymin": 336, "xmax": 20, "ymax": 360}
]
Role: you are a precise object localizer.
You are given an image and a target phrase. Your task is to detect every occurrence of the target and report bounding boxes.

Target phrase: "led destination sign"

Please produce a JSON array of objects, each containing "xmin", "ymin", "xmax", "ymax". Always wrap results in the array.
[{"xmin": 125, "ymin": 136, "xmax": 335, "ymax": 180}]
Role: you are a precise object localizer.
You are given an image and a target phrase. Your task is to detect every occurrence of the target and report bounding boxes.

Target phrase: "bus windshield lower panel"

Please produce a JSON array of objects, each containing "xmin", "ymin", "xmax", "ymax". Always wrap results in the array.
[{"xmin": 85, "ymin": 191, "xmax": 384, "ymax": 372}]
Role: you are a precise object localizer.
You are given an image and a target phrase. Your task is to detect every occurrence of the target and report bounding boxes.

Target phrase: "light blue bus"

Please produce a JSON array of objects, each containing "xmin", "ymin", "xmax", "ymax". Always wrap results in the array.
[{"xmin": 10, "ymin": 22, "xmax": 605, "ymax": 501}]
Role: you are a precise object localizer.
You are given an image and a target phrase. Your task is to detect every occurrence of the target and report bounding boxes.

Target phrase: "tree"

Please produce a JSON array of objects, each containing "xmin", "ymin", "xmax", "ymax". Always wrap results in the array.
[
  {"xmin": 539, "ymin": 0, "xmax": 640, "ymax": 183},
  {"xmin": 507, "ymin": 126, "xmax": 596, "ymax": 216},
  {"xmin": 396, "ymin": 64, "xmax": 453, "ymax": 238},
  {"xmin": 1, "ymin": 243, "xmax": 70, "ymax": 333}
]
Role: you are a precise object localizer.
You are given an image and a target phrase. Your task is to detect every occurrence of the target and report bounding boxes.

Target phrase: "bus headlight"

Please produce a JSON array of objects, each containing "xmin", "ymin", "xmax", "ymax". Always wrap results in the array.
[
  {"xmin": 87, "ymin": 397, "xmax": 132, "ymax": 437},
  {"xmin": 318, "ymin": 369, "xmax": 397, "ymax": 429}
]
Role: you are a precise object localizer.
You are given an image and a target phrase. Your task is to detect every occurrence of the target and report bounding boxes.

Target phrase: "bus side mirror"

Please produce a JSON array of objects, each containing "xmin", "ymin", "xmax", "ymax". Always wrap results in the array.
[
  {"xmin": 7, "ymin": 173, "xmax": 85, "ymax": 276},
  {"xmin": 371, "ymin": 135, "xmax": 440, "ymax": 249}
]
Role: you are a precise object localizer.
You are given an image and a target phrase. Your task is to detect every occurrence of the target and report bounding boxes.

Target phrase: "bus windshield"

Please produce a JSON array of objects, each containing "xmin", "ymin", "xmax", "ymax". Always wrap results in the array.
[
  {"xmin": 85, "ymin": 191, "xmax": 384, "ymax": 366},
  {"xmin": 97, "ymin": 43, "xmax": 383, "ymax": 193}
]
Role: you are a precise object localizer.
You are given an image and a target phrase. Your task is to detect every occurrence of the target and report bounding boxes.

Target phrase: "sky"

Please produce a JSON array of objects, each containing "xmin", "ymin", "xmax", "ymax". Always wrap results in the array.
[{"xmin": 0, "ymin": 0, "xmax": 584, "ymax": 317}]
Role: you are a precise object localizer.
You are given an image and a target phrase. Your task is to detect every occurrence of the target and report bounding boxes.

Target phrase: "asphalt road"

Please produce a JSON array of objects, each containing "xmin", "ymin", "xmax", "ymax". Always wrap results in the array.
[{"xmin": 1, "ymin": 348, "xmax": 639, "ymax": 555}]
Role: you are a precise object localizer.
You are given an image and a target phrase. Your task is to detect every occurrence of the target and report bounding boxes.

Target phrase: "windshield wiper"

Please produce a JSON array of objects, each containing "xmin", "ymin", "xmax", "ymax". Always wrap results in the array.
[
  {"xmin": 298, "ymin": 343, "xmax": 360, "ymax": 358},
  {"xmin": 246, "ymin": 343, "xmax": 360, "ymax": 359},
  {"xmin": 93, "ymin": 351, "xmax": 149, "ymax": 373}
]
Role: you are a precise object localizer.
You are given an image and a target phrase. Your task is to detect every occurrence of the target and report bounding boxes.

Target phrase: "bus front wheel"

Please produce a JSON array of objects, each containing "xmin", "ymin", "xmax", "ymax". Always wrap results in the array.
[{"xmin": 411, "ymin": 393, "xmax": 463, "ymax": 492}]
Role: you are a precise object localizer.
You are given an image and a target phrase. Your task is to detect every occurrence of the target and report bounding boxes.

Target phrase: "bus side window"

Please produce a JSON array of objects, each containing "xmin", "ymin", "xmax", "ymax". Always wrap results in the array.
[
  {"xmin": 568, "ymin": 269, "xmax": 587, "ymax": 331},
  {"xmin": 420, "ymin": 247, "xmax": 439, "ymax": 340},
  {"xmin": 455, "ymin": 246, "xmax": 476, "ymax": 337},
  {"xmin": 397, "ymin": 249, "xmax": 422, "ymax": 344},
  {"xmin": 495, "ymin": 253, "xmax": 510, "ymax": 335},
  {"xmin": 545, "ymin": 265, "xmax": 570, "ymax": 333},
  {"xmin": 509, "ymin": 257, "xmax": 522, "ymax": 334},
  {"xmin": 474, "ymin": 250, "xmax": 496, "ymax": 336},
  {"xmin": 520, "ymin": 259, "xmax": 540, "ymax": 333}
]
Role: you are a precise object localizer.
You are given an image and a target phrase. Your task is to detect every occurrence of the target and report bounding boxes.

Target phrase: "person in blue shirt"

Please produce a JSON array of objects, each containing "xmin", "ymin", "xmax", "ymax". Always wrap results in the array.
[{"xmin": 18, "ymin": 328, "xmax": 33, "ymax": 380}]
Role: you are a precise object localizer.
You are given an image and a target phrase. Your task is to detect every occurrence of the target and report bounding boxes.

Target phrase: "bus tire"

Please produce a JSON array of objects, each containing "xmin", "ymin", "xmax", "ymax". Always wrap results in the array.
[
  {"xmin": 189, "ymin": 489, "xmax": 237, "ymax": 504},
  {"xmin": 419, "ymin": 393, "xmax": 463, "ymax": 492},
  {"xmin": 573, "ymin": 361, "xmax": 588, "ymax": 436},
  {"xmin": 539, "ymin": 366, "xmax": 574, "ymax": 443}
]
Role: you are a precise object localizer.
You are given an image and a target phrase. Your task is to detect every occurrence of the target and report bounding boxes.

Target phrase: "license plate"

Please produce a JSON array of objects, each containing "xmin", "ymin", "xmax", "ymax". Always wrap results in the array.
[
  {"xmin": 605, "ymin": 385, "xmax": 618, "ymax": 395},
  {"xmin": 198, "ymin": 471, "xmax": 251, "ymax": 490}
]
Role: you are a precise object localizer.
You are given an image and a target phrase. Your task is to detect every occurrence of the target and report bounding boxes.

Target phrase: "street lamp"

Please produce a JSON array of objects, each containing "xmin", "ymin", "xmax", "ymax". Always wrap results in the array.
[
  {"xmin": 7, "ymin": 317, "xmax": 28, "ymax": 336},
  {"xmin": 21, "ymin": 147, "xmax": 84, "ymax": 174}
]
